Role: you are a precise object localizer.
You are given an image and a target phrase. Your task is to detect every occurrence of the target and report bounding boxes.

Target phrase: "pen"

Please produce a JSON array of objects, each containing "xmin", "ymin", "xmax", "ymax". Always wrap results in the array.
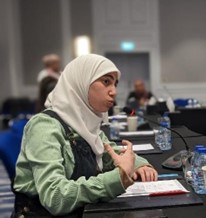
[
  {"xmin": 121, "ymin": 190, "xmax": 186, "ymax": 198},
  {"xmin": 158, "ymin": 173, "xmax": 179, "ymax": 178},
  {"xmin": 149, "ymin": 190, "xmax": 186, "ymax": 196}
]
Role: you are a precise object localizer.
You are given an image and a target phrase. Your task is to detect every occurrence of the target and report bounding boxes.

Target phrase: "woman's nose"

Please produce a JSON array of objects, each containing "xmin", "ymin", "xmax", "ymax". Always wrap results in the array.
[{"xmin": 109, "ymin": 86, "xmax": 116, "ymax": 97}]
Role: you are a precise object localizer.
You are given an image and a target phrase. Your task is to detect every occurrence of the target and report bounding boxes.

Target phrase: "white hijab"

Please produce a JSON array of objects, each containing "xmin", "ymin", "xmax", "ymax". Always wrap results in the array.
[{"xmin": 45, "ymin": 54, "xmax": 121, "ymax": 169}]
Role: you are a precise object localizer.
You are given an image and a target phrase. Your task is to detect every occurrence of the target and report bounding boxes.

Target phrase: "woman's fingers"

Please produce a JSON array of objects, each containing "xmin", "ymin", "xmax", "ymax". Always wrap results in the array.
[
  {"xmin": 150, "ymin": 171, "xmax": 154, "ymax": 181},
  {"xmin": 153, "ymin": 169, "xmax": 158, "ymax": 181},
  {"xmin": 119, "ymin": 147, "xmax": 126, "ymax": 154},
  {"xmin": 104, "ymin": 144, "xmax": 118, "ymax": 160},
  {"xmin": 145, "ymin": 169, "xmax": 151, "ymax": 181},
  {"xmin": 105, "ymin": 141, "xmax": 135, "ymax": 176},
  {"xmin": 140, "ymin": 169, "xmax": 146, "ymax": 182},
  {"xmin": 132, "ymin": 172, "xmax": 138, "ymax": 181},
  {"xmin": 136, "ymin": 166, "xmax": 158, "ymax": 182},
  {"xmin": 146, "ymin": 167, "xmax": 158, "ymax": 181},
  {"xmin": 122, "ymin": 140, "xmax": 133, "ymax": 152}
]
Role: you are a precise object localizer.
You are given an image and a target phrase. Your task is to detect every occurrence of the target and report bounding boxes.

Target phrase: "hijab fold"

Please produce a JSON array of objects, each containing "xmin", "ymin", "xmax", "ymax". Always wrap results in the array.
[{"xmin": 45, "ymin": 54, "xmax": 120, "ymax": 169}]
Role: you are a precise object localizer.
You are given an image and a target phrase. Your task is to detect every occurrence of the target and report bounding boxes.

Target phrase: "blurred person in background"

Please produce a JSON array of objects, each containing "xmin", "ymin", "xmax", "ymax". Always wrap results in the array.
[
  {"xmin": 126, "ymin": 79, "xmax": 153, "ymax": 111},
  {"xmin": 37, "ymin": 54, "xmax": 61, "ymax": 84},
  {"xmin": 35, "ymin": 76, "xmax": 58, "ymax": 113}
]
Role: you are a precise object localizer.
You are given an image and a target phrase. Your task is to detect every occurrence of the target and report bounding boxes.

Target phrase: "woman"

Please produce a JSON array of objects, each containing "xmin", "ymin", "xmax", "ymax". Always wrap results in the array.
[{"xmin": 12, "ymin": 54, "xmax": 157, "ymax": 217}]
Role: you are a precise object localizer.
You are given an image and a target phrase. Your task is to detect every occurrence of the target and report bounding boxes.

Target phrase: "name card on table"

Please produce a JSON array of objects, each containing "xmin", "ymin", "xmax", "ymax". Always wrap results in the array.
[
  {"xmin": 120, "ymin": 130, "xmax": 154, "ymax": 137},
  {"xmin": 123, "ymin": 143, "xmax": 154, "ymax": 151}
]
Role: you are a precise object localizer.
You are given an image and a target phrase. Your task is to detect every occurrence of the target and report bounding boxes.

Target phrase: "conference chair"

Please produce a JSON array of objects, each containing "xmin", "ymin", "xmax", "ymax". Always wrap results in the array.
[{"xmin": 0, "ymin": 118, "xmax": 28, "ymax": 179}]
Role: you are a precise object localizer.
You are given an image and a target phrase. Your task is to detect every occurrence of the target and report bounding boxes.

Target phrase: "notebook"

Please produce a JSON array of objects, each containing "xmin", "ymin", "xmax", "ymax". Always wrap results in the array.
[
  {"xmin": 119, "ymin": 180, "xmax": 189, "ymax": 197},
  {"xmin": 84, "ymin": 180, "xmax": 203, "ymax": 213}
]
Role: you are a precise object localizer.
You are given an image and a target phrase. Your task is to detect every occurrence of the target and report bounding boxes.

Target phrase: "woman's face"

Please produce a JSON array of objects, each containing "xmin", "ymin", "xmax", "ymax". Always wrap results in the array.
[{"xmin": 88, "ymin": 72, "xmax": 118, "ymax": 113}]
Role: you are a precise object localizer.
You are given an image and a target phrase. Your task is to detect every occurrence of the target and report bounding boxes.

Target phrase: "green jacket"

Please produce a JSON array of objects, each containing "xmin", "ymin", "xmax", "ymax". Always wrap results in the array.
[{"xmin": 14, "ymin": 112, "xmax": 150, "ymax": 215}]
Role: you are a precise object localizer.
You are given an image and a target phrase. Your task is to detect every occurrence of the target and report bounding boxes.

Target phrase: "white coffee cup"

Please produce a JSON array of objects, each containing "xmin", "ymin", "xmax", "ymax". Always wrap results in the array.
[
  {"xmin": 202, "ymin": 165, "xmax": 206, "ymax": 186},
  {"xmin": 127, "ymin": 116, "xmax": 138, "ymax": 131}
]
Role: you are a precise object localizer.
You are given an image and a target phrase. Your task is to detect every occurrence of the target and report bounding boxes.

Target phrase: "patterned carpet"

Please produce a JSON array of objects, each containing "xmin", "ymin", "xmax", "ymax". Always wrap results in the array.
[{"xmin": 0, "ymin": 161, "xmax": 14, "ymax": 218}]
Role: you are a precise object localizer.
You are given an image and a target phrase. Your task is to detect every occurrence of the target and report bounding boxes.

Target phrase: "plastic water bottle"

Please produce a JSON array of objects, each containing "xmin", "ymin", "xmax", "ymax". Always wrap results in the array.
[
  {"xmin": 193, "ymin": 147, "xmax": 206, "ymax": 194},
  {"xmin": 192, "ymin": 99, "xmax": 201, "ymax": 108},
  {"xmin": 191, "ymin": 145, "xmax": 204, "ymax": 186},
  {"xmin": 159, "ymin": 123, "xmax": 172, "ymax": 150},
  {"xmin": 192, "ymin": 147, "xmax": 201, "ymax": 192},
  {"xmin": 191, "ymin": 145, "xmax": 205, "ymax": 169},
  {"xmin": 110, "ymin": 118, "xmax": 120, "ymax": 140},
  {"xmin": 156, "ymin": 114, "xmax": 172, "ymax": 150},
  {"xmin": 136, "ymin": 109, "xmax": 144, "ymax": 125}
]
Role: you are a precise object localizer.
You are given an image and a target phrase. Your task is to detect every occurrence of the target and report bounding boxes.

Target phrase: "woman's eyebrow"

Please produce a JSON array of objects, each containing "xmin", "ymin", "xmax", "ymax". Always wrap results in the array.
[{"xmin": 104, "ymin": 74, "xmax": 115, "ymax": 80}]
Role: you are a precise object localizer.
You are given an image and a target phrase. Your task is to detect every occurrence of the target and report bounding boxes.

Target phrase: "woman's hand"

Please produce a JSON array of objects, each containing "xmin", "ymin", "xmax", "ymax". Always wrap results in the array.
[
  {"xmin": 132, "ymin": 166, "xmax": 158, "ymax": 182},
  {"xmin": 104, "ymin": 140, "xmax": 135, "ymax": 177}
]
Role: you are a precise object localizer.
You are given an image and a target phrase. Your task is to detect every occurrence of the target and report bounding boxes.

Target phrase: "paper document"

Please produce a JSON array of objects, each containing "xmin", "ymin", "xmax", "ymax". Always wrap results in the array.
[
  {"xmin": 123, "ymin": 143, "xmax": 154, "ymax": 151},
  {"xmin": 120, "ymin": 130, "xmax": 154, "ymax": 136},
  {"xmin": 109, "ymin": 114, "xmax": 127, "ymax": 119},
  {"xmin": 119, "ymin": 122, "xmax": 128, "ymax": 126},
  {"xmin": 119, "ymin": 179, "xmax": 189, "ymax": 197}
]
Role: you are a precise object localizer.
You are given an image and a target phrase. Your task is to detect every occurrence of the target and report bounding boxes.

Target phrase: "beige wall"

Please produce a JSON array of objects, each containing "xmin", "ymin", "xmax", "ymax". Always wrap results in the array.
[
  {"xmin": 1, "ymin": 0, "xmax": 206, "ymax": 104},
  {"xmin": 0, "ymin": 0, "xmax": 92, "ymax": 102},
  {"xmin": 70, "ymin": 0, "xmax": 93, "ymax": 57},
  {"xmin": 19, "ymin": 0, "xmax": 63, "ymax": 85},
  {"xmin": 159, "ymin": 0, "xmax": 206, "ymax": 83},
  {"xmin": 0, "ymin": 0, "xmax": 16, "ymax": 102}
]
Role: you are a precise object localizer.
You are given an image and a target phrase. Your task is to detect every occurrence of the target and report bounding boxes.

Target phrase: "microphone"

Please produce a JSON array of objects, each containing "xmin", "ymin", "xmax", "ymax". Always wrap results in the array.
[
  {"xmin": 123, "ymin": 107, "xmax": 190, "ymax": 170},
  {"xmin": 123, "ymin": 106, "xmax": 189, "ymax": 150}
]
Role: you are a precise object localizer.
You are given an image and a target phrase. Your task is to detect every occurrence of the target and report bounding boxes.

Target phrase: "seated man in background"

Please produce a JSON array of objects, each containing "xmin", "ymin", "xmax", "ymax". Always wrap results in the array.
[
  {"xmin": 126, "ymin": 79, "xmax": 153, "ymax": 110},
  {"xmin": 37, "ymin": 53, "xmax": 61, "ymax": 84}
]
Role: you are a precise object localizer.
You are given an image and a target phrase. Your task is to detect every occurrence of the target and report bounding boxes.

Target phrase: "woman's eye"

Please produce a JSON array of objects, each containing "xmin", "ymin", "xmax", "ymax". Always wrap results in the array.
[{"xmin": 103, "ymin": 79, "xmax": 110, "ymax": 85}]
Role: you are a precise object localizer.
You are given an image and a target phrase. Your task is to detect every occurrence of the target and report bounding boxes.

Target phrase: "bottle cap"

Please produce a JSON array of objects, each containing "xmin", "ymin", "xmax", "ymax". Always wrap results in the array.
[
  {"xmin": 188, "ymin": 99, "xmax": 193, "ymax": 104},
  {"xmin": 163, "ymin": 112, "xmax": 169, "ymax": 117},
  {"xmin": 198, "ymin": 147, "xmax": 206, "ymax": 154},
  {"xmin": 195, "ymin": 145, "xmax": 205, "ymax": 152}
]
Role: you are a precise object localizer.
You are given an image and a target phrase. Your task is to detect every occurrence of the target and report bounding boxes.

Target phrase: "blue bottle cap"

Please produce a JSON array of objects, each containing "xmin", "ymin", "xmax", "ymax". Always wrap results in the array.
[
  {"xmin": 163, "ymin": 112, "xmax": 169, "ymax": 117},
  {"xmin": 195, "ymin": 145, "xmax": 205, "ymax": 152},
  {"xmin": 198, "ymin": 147, "xmax": 206, "ymax": 154}
]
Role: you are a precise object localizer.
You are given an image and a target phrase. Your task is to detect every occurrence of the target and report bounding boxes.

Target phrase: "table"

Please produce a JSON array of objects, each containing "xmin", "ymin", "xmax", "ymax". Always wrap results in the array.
[{"xmin": 83, "ymin": 126, "xmax": 206, "ymax": 218}]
